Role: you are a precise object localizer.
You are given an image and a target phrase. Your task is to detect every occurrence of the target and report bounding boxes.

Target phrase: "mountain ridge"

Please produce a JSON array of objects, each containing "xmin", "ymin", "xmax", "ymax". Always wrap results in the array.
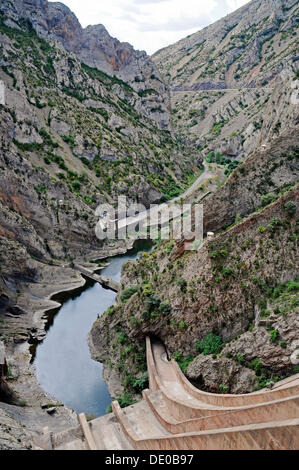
[
  {"xmin": 0, "ymin": 0, "xmax": 298, "ymax": 449},
  {"xmin": 152, "ymin": 0, "xmax": 298, "ymax": 90},
  {"xmin": 1, "ymin": 0, "xmax": 172, "ymax": 130},
  {"xmin": 151, "ymin": 0, "xmax": 298, "ymax": 162}
]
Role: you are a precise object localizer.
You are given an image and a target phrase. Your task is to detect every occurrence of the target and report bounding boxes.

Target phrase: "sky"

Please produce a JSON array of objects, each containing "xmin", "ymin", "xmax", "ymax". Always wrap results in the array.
[{"xmin": 50, "ymin": 0, "xmax": 249, "ymax": 55}]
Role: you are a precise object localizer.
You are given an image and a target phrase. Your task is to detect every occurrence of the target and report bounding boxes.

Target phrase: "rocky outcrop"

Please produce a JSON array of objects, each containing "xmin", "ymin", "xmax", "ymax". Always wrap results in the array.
[
  {"xmin": 222, "ymin": 312, "xmax": 299, "ymax": 372},
  {"xmin": 186, "ymin": 309, "xmax": 299, "ymax": 394},
  {"xmin": 0, "ymin": 406, "xmax": 32, "ymax": 449},
  {"xmin": 0, "ymin": 0, "xmax": 172, "ymax": 130},
  {"xmin": 153, "ymin": 0, "xmax": 298, "ymax": 90},
  {"xmin": 0, "ymin": 341, "xmax": 18, "ymax": 405},
  {"xmin": 170, "ymin": 65, "xmax": 298, "ymax": 160},
  {"xmin": 201, "ymin": 127, "xmax": 299, "ymax": 235},
  {"xmin": 186, "ymin": 355, "xmax": 257, "ymax": 394},
  {"xmin": 90, "ymin": 130, "xmax": 298, "ymax": 397},
  {"xmin": 153, "ymin": 0, "xmax": 298, "ymax": 159}
]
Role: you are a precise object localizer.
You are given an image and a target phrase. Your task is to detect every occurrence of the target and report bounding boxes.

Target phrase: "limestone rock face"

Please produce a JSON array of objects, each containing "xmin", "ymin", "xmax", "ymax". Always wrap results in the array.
[
  {"xmin": 0, "ymin": 407, "xmax": 31, "ymax": 449},
  {"xmin": 0, "ymin": 0, "xmax": 171, "ymax": 130},
  {"xmin": 153, "ymin": 0, "xmax": 298, "ymax": 159},
  {"xmin": 222, "ymin": 312, "xmax": 299, "ymax": 371},
  {"xmin": 153, "ymin": 0, "xmax": 298, "ymax": 90},
  {"xmin": 90, "ymin": 132, "xmax": 298, "ymax": 397},
  {"xmin": 186, "ymin": 356, "xmax": 257, "ymax": 394}
]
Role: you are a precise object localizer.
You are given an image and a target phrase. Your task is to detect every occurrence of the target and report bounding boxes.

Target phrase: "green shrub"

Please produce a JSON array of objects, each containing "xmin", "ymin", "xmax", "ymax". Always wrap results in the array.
[
  {"xmin": 267, "ymin": 217, "xmax": 282, "ymax": 232},
  {"xmin": 88, "ymin": 107, "xmax": 109, "ymax": 122},
  {"xmin": 177, "ymin": 277, "xmax": 187, "ymax": 292},
  {"xmin": 249, "ymin": 358, "xmax": 262, "ymax": 374},
  {"xmin": 173, "ymin": 353, "xmax": 194, "ymax": 372},
  {"xmin": 34, "ymin": 184, "xmax": 47, "ymax": 194},
  {"xmin": 219, "ymin": 384, "xmax": 228, "ymax": 393},
  {"xmin": 165, "ymin": 241, "xmax": 175, "ymax": 255},
  {"xmin": 235, "ymin": 354, "xmax": 245, "ymax": 364},
  {"xmin": 106, "ymin": 306, "xmax": 115, "ymax": 315},
  {"xmin": 159, "ymin": 301, "xmax": 172, "ymax": 316},
  {"xmin": 150, "ymin": 311, "xmax": 159, "ymax": 319},
  {"xmin": 144, "ymin": 294, "xmax": 161, "ymax": 311},
  {"xmin": 285, "ymin": 280, "xmax": 299, "ymax": 292},
  {"xmin": 130, "ymin": 316, "xmax": 141, "ymax": 328},
  {"xmin": 270, "ymin": 329, "xmax": 279, "ymax": 343},
  {"xmin": 72, "ymin": 180, "xmax": 81, "ymax": 191},
  {"xmin": 284, "ymin": 201, "xmax": 296, "ymax": 217},
  {"xmin": 141, "ymin": 309, "xmax": 151, "ymax": 321},
  {"xmin": 222, "ymin": 266, "xmax": 235, "ymax": 277},
  {"xmin": 132, "ymin": 372, "xmax": 149, "ymax": 393},
  {"xmin": 120, "ymin": 285, "xmax": 139, "ymax": 303},
  {"xmin": 261, "ymin": 193, "xmax": 278, "ymax": 207},
  {"xmin": 13, "ymin": 139, "xmax": 43, "ymax": 152},
  {"xmin": 142, "ymin": 283, "xmax": 154, "ymax": 296},
  {"xmin": 62, "ymin": 135, "xmax": 75, "ymax": 148},
  {"xmin": 195, "ymin": 333, "xmax": 223, "ymax": 355},
  {"xmin": 80, "ymin": 157, "xmax": 91, "ymax": 168},
  {"xmin": 39, "ymin": 127, "xmax": 58, "ymax": 148},
  {"xmin": 105, "ymin": 393, "xmax": 135, "ymax": 413},
  {"xmin": 209, "ymin": 248, "xmax": 228, "ymax": 259}
]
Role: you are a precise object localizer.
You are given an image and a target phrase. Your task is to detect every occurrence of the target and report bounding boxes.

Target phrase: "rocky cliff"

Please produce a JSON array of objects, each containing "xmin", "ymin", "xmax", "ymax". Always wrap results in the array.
[
  {"xmin": 1, "ymin": 0, "xmax": 172, "ymax": 129},
  {"xmin": 90, "ymin": 130, "xmax": 298, "ymax": 399},
  {"xmin": 0, "ymin": 8, "xmax": 201, "ymax": 280},
  {"xmin": 0, "ymin": 0, "xmax": 298, "ymax": 447},
  {"xmin": 0, "ymin": 2, "xmax": 201, "ymax": 438},
  {"xmin": 153, "ymin": 0, "xmax": 298, "ymax": 159},
  {"xmin": 88, "ymin": 0, "xmax": 298, "ymax": 399},
  {"xmin": 153, "ymin": 0, "xmax": 298, "ymax": 90},
  {"xmin": 170, "ymin": 65, "xmax": 298, "ymax": 160}
]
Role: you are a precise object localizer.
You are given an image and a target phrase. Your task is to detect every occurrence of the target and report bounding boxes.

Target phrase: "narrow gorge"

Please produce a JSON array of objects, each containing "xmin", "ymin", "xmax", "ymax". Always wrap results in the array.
[{"xmin": 0, "ymin": 0, "xmax": 298, "ymax": 451}]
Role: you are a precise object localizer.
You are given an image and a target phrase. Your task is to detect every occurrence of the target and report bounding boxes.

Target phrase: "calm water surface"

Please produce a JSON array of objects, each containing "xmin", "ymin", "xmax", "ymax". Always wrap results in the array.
[{"xmin": 34, "ymin": 241, "xmax": 153, "ymax": 417}]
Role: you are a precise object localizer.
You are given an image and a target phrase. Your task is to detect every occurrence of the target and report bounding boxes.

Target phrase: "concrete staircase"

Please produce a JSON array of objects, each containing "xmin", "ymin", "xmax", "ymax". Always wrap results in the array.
[{"xmin": 35, "ymin": 337, "xmax": 299, "ymax": 450}]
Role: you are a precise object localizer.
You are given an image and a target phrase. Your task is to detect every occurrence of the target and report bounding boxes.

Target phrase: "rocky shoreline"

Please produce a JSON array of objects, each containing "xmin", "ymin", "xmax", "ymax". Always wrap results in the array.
[{"xmin": 0, "ymin": 239, "xmax": 134, "ymax": 449}]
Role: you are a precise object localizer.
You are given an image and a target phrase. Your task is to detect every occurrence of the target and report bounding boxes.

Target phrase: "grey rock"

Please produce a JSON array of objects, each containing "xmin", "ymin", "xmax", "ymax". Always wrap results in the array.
[
  {"xmin": 186, "ymin": 355, "xmax": 257, "ymax": 394},
  {"xmin": 7, "ymin": 305, "xmax": 26, "ymax": 316},
  {"xmin": 0, "ymin": 0, "xmax": 172, "ymax": 131}
]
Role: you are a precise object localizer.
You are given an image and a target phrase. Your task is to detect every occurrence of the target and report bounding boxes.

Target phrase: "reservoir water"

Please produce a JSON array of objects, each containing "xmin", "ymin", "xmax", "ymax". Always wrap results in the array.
[{"xmin": 34, "ymin": 240, "xmax": 153, "ymax": 418}]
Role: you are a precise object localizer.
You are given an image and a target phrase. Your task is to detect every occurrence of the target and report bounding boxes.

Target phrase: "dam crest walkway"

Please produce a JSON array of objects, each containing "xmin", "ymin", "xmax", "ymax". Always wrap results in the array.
[{"xmin": 33, "ymin": 337, "xmax": 299, "ymax": 450}]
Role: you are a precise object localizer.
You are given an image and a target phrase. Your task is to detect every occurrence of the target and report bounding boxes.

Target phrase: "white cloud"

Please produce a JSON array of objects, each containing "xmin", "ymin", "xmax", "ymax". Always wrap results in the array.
[{"xmin": 49, "ymin": 0, "xmax": 249, "ymax": 54}]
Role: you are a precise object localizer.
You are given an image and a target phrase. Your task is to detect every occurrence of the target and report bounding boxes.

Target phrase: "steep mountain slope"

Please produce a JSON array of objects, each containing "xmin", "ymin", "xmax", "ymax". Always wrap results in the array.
[
  {"xmin": 0, "ymin": 10, "xmax": 201, "ymax": 259},
  {"xmin": 0, "ymin": 4, "xmax": 199, "ymax": 443},
  {"xmin": 152, "ymin": 0, "xmax": 298, "ymax": 159},
  {"xmin": 153, "ymin": 0, "xmax": 298, "ymax": 90},
  {"xmin": 0, "ymin": 0, "xmax": 298, "ymax": 448},
  {"xmin": 0, "ymin": 4, "xmax": 201, "ymax": 362},
  {"xmin": 170, "ymin": 66, "xmax": 298, "ymax": 159},
  {"xmin": 1, "ymin": 0, "xmax": 172, "ymax": 129},
  {"xmin": 90, "ymin": 129, "xmax": 299, "ymax": 399}
]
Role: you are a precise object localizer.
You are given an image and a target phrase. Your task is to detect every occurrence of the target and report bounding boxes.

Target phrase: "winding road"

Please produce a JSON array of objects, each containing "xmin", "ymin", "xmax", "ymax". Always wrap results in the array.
[{"xmin": 116, "ymin": 161, "xmax": 212, "ymax": 233}]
